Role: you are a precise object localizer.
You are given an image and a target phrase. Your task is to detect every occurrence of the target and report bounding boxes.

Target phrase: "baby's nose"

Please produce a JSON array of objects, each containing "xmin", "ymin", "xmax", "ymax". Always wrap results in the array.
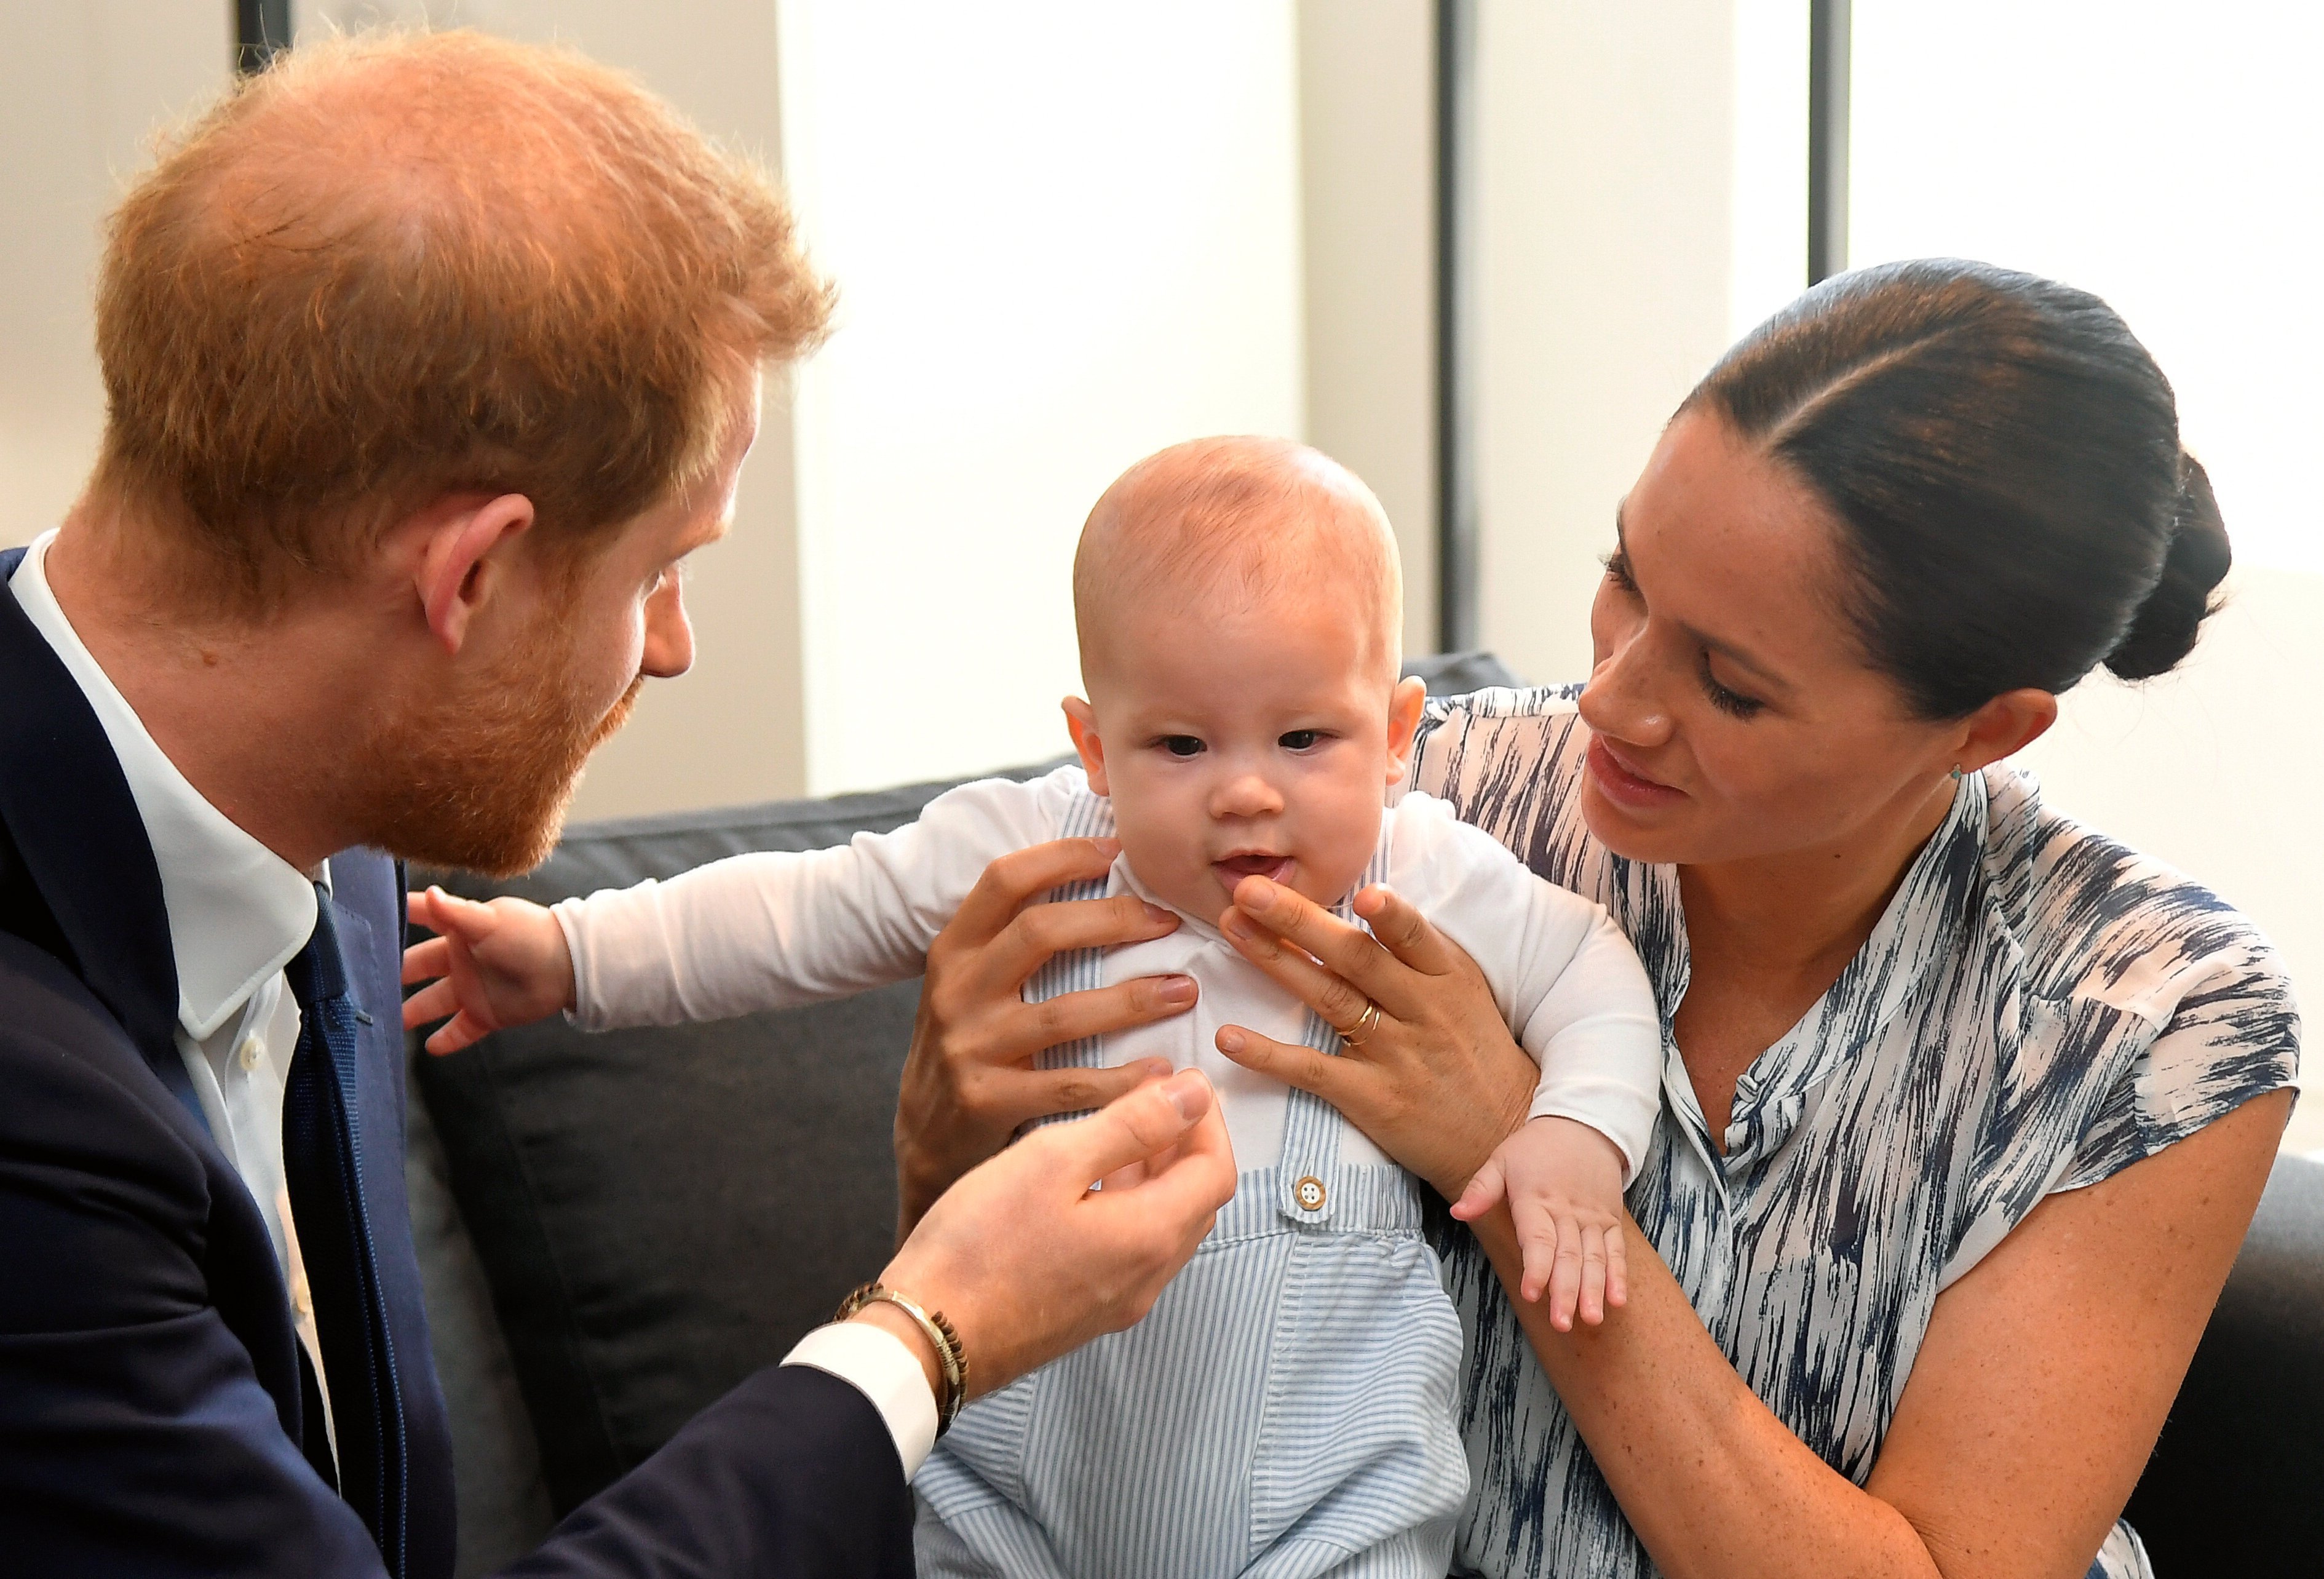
[{"xmin": 1211, "ymin": 771, "xmax": 1286, "ymax": 817}]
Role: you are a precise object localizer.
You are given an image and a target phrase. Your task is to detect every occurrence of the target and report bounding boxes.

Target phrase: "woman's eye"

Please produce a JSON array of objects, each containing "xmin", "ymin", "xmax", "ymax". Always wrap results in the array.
[
  {"xmin": 1601, "ymin": 549, "xmax": 1640, "ymax": 595},
  {"xmin": 1279, "ymin": 730, "xmax": 1324, "ymax": 751},
  {"xmin": 1160, "ymin": 736, "xmax": 1205, "ymax": 758},
  {"xmin": 1700, "ymin": 662, "xmax": 1766, "ymax": 720}
]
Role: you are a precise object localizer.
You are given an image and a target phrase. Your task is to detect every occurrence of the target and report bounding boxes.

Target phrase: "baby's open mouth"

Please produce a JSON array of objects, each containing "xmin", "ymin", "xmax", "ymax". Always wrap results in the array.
[{"xmin": 1213, "ymin": 854, "xmax": 1295, "ymax": 887}]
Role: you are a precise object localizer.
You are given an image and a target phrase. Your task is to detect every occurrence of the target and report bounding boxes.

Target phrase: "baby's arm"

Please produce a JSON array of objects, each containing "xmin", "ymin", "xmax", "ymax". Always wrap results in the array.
[
  {"xmin": 402, "ymin": 771, "xmax": 1068, "ymax": 1049},
  {"xmin": 1453, "ymin": 1115, "xmax": 1628, "ymax": 1327},
  {"xmin": 1389, "ymin": 797, "xmax": 1664, "ymax": 1325}
]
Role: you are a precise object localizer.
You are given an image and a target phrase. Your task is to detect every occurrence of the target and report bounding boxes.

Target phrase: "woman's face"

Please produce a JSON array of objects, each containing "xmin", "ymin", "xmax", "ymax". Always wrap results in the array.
[{"xmin": 1578, "ymin": 407, "xmax": 1967, "ymax": 870}]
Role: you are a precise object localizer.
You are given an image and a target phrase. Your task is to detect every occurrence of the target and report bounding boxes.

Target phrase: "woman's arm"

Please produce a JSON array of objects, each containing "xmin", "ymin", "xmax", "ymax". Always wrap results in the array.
[{"xmin": 1214, "ymin": 875, "xmax": 2292, "ymax": 1579}]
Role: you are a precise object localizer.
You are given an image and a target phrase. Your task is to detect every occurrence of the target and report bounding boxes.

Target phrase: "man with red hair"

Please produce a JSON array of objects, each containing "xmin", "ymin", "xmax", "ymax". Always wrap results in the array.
[{"xmin": 0, "ymin": 31, "xmax": 1231, "ymax": 1579}]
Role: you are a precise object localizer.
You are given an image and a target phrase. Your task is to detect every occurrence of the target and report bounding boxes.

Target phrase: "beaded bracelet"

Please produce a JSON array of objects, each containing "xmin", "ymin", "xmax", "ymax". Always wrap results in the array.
[{"xmin": 834, "ymin": 1281, "xmax": 969, "ymax": 1436}]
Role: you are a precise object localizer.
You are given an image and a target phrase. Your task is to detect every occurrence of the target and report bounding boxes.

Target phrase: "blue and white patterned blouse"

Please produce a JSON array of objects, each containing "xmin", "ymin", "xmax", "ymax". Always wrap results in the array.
[{"xmin": 1409, "ymin": 686, "xmax": 2301, "ymax": 1579}]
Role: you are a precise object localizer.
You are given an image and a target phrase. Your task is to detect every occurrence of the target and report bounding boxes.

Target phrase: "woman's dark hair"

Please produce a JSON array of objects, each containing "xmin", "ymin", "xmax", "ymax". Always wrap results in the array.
[{"xmin": 1687, "ymin": 258, "xmax": 2230, "ymax": 719}]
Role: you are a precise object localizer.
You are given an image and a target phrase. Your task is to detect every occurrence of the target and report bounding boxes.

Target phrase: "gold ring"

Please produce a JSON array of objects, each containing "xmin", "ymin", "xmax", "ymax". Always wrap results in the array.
[{"xmin": 1340, "ymin": 999, "xmax": 1382, "ymax": 1046}]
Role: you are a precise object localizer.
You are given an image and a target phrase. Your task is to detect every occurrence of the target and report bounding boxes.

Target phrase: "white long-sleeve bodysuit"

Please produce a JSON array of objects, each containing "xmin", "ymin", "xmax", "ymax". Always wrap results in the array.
[
  {"xmin": 556, "ymin": 763, "xmax": 1661, "ymax": 1180},
  {"xmin": 552, "ymin": 763, "xmax": 1663, "ymax": 1579}
]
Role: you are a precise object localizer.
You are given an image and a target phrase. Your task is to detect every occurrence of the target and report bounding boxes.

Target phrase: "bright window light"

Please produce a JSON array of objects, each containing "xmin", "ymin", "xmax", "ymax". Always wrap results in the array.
[{"xmin": 1850, "ymin": 1, "xmax": 2324, "ymax": 574}]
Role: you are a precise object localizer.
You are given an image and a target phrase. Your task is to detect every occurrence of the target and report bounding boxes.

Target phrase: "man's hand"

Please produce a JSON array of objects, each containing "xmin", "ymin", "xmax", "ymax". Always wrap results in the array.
[
  {"xmin": 871, "ymin": 1068, "xmax": 1235, "ymax": 1399},
  {"xmin": 401, "ymin": 885, "xmax": 577, "ymax": 1054},
  {"xmin": 1452, "ymin": 1115, "xmax": 1629, "ymax": 1331}
]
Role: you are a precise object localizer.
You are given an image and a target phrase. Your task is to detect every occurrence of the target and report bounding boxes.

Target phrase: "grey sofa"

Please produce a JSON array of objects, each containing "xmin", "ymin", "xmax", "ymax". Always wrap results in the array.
[{"xmin": 403, "ymin": 654, "xmax": 2323, "ymax": 1577}]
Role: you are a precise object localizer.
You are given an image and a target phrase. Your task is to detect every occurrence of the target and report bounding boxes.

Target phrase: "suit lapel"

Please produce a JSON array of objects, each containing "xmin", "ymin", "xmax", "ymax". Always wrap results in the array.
[{"xmin": 0, "ymin": 545, "xmax": 198, "ymax": 1128}]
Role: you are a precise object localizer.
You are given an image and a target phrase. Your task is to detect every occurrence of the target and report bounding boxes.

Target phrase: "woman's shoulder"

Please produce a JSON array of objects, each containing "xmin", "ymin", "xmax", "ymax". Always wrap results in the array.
[
  {"xmin": 1980, "ymin": 766, "xmax": 2296, "ymax": 1030},
  {"xmin": 1411, "ymin": 683, "xmax": 1591, "ymax": 805}
]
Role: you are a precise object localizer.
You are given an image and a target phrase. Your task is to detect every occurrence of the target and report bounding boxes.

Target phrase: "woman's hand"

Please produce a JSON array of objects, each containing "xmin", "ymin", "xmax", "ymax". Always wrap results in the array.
[
  {"xmin": 1211, "ymin": 876, "xmax": 1536, "ymax": 1198},
  {"xmin": 894, "ymin": 837, "xmax": 1197, "ymax": 1236}
]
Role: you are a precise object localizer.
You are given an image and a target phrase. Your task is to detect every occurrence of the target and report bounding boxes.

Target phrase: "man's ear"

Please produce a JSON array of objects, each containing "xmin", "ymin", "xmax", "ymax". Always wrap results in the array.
[
  {"xmin": 414, "ymin": 493, "xmax": 537, "ymax": 654},
  {"xmin": 1062, "ymin": 696, "xmax": 1110, "ymax": 796},
  {"xmin": 1951, "ymin": 686, "xmax": 2058, "ymax": 776},
  {"xmin": 1384, "ymin": 675, "xmax": 1429, "ymax": 786}
]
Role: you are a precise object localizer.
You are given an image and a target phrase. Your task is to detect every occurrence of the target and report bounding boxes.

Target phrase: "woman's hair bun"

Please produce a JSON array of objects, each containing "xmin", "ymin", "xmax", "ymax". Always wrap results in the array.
[{"xmin": 2103, "ymin": 450, "xmax": 2232, "ymax": 682}]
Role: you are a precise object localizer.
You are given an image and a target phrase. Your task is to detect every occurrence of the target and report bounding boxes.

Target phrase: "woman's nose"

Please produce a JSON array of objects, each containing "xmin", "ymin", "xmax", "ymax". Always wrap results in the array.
[
  {"xmin": 640, "ymin": 576, "xmax": 696, "ymax": 679},
  {"xmin": 1579, "ymin": 627, "xmax": 1674, "ymax": 749}
]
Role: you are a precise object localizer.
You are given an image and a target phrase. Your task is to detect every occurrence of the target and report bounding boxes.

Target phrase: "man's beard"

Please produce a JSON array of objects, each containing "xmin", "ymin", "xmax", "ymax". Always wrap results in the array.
[{"xmin": 351, "ymin": 624, "xmax": 644, "ymax": 878}]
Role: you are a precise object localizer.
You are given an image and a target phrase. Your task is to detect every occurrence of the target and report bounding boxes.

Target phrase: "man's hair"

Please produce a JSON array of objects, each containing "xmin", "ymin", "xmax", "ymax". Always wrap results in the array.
[{"xmin": 90, "ymin": 29, "xmax": 832, "ymax": 610}]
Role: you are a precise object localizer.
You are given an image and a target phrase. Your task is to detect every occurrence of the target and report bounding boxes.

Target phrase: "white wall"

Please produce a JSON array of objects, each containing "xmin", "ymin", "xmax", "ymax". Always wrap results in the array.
[
  {"xmin": 0, "ymin": 5, "xmax": 228, "ymax": 546},
  {"xmin": 1471, "ymin": 0, "xmax": 1741, "ymax": 690},
  {"xmin": 772, "ymin": 1, "xmax": 1308, "ymax": 795},
  {"xmin": 1296, "ymin": 0, "xmax": 1438, "ymax": 658}
]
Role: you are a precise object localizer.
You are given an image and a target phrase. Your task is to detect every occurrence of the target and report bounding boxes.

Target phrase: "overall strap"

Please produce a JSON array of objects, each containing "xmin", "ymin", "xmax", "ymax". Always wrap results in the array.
[
  {"xmin": 1024, "ymin": 786, "xmax": 1117, "ymax": 1084},
  {"xmin": 1269, "ymin": 845, "xmax": 1400, "ymax": 1230}
]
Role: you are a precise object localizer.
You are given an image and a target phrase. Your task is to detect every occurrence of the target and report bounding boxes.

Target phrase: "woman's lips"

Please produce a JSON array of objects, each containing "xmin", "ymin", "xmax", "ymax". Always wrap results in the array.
[
  {"xmin": 1213, "ymin": 854, "xmax": 1295, "ymax": 887},
  {"xmin": 1587, "ymin": 738, "xmax": 1686, "ymax": 810}
]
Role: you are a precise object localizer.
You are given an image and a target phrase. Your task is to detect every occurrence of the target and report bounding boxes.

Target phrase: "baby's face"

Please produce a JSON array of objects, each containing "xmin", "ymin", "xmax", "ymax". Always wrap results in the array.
[{"xmin": 1068, "ymin": 591, "xmax": 1425, "ymax": 925}]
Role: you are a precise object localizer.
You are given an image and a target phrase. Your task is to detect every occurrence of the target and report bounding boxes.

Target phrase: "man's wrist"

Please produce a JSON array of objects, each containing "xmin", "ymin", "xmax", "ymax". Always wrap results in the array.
[{"xmin": 846, "ymin": 1300, "xmax": 942, "ymax": 1400}]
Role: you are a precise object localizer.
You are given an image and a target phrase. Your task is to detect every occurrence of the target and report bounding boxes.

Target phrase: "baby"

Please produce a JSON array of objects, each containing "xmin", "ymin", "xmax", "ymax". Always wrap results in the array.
[{"xmin": 404, "ymin": 437, "xmax": 1662, "ymax": 1579}]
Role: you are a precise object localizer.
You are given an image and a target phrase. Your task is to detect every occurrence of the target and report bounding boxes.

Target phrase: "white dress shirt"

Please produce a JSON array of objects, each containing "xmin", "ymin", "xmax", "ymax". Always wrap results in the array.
[{"xmin": 9, "ymin": 528, "xmax": 335, "ymax": 1437}]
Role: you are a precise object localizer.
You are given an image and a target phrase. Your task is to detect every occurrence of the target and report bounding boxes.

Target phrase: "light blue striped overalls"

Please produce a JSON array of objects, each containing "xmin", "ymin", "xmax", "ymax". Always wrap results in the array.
[{"xmin": 913, "ymin": 788, "xmax": 1470, "ymax": 1579}]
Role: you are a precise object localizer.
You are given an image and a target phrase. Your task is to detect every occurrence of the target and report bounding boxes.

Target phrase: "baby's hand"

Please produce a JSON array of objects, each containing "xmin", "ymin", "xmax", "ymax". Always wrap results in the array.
[
  {"xmin": 401, "ymin": 886, "xmax": 576, "ymax": 1055},
  {"xmin": 1451, "ymin": 1116, "xmax": 1628, "ymax": 1332}
]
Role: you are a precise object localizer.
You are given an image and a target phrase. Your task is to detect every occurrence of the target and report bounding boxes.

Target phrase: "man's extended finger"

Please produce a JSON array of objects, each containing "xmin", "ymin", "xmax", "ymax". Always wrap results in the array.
[
  {"xmin": 950, "ymin": 838, "xmax": 1122, "ymax": 944},
  {"xmin": 1049, "ymin": 1069, "xmax": 1216, "ymax": 1183},
  {"xmin": 1001, "ymin": 1059, "xmax": 1175, "ymax": 1130},
  {"xmin": 977, "ymin": 894, "xmax": 1181, "ymax": 998}
]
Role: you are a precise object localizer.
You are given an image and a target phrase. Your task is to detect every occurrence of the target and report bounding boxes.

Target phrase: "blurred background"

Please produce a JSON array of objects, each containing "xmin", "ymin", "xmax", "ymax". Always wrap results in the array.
[{"xmin": 5, "ymin": 1, "xmax": 2318, "ymax": 1146}]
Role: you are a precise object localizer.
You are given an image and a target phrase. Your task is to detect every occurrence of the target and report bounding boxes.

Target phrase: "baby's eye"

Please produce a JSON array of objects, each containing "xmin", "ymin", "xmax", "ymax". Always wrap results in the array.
[
  {"xmin": 1160, "ymin": 736, "xmax": 1205, "ymax": 758},
  {"xmin": 1279, "ymin": 730, "xmax": 1325, "ymax": 751}
]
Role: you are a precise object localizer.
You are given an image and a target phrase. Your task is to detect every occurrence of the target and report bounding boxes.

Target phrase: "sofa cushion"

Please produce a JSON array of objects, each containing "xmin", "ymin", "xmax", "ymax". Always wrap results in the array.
[
  {"xmin": 2122, "ymin": 1150, "xmax": 2324, "ymax": 1574},
  {"xmin": 411, "ymin": 652, "xmax": 1523, "ymax": 1520}
]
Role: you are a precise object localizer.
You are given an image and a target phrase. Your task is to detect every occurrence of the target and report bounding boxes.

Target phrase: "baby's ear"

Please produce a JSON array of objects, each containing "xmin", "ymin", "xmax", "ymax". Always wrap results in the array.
[
  {"xmin": 1061, "ymin": 696, "xmax": 1111, "ymax": 795},
  {"xmin": 1384, "ymin": 675, "xmax": 1428, "ymax": 783}
]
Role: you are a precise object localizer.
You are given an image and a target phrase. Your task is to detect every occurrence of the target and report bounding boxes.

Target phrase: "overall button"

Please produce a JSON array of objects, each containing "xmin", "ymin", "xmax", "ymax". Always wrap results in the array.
[{"xmin": 1292, "ymin": 1175, "xmax": 1327, "ymax": 1211}]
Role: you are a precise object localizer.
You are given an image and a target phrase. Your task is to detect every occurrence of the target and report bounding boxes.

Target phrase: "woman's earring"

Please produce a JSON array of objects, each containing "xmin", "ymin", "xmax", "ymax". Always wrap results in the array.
[{"xmin": 1949, "ymin": 765, "xmax": 1965, "ymax": 781}]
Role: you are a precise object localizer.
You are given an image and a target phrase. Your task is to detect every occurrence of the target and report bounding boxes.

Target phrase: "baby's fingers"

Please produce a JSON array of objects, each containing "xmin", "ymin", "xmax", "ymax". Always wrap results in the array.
[
  {"xmin": 402, "ymin": 976, "xmax": 461, "ymax": 1033},
  {"xmin": 1604, "ymin": 1227, "xmax": 1630, "ymax": 1313},
  {"xmin": 1513, "ymin": 1199, "xmax": 1561, "ymax": 1305},
  {"xmin": 402, "ymin": 935, "xmax": 452, "ymax": 986},
  {"xmin": 1576, "ymin": 1226, "xmax": 1610, "ymax": 1327},
  {"xmin": 1547, "ymin": 1215, "xmax": 1588, "ymax": 1332},
  {"xmin": 424, "ymin": 1009, "xmax": 494, "ymax": 1057},
  {"xmin": 1450, "ymin": 1155, "xmax": 1509, "ymax": 1223}
]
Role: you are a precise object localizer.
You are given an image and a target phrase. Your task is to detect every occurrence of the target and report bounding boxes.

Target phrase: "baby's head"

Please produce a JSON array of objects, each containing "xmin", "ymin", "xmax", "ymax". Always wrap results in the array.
[{"xmin": 1063, "ymin": 436, "xmax": 1426, "ymax": 924}]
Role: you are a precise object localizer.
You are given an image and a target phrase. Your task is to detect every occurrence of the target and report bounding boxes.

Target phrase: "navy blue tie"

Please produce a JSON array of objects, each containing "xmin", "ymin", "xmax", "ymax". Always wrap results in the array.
[{"xmin": 282, "ymin": 886, "xmax": 410, "ymax": 1577}]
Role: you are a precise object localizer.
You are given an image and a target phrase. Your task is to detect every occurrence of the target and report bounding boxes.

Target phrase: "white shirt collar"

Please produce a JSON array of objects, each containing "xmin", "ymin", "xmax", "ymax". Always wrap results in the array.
[{"xmin": 8, "ymin": 530, "xmax": 319, "ymax": 1041}]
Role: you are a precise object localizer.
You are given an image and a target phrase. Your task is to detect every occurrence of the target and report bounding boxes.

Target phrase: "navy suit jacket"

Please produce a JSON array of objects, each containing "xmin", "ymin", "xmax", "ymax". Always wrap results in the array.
[{"xmin": 0, "ymin": 546, "xmax": 913, "ymax": 1577}]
